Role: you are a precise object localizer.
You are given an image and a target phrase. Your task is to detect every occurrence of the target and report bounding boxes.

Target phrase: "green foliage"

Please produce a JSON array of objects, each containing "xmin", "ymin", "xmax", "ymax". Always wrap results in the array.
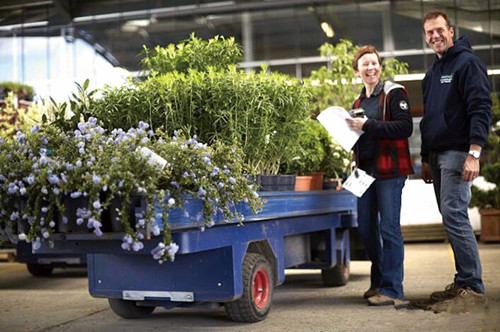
[
  {"xmin": 44, "ymin": 79, "xmax": 98, "ymax": 132},
  {"xmin": 0, "ymin": 81, "xmax": 35, "ymax": 101},
  {"xmin": 470, "ymin": 92, "xmax": 500, "ymax": 209},
  {"xmin": 304, "ymin": 40, "xmax": 409, "ymax": 113},
  {"xmin": 89, "ymin": 64, "xmax": 311, "ymax": 175},
  {"xmin": 140, "ymin": 33, "xmax": 242, "ymax": 76},
  {"xmin": 280, "ymin": 119, "xmax": 326, "ymax": 175},
  {"xmin": 0, "ymin": 119, "xmax": 262, "ymax": 261}
]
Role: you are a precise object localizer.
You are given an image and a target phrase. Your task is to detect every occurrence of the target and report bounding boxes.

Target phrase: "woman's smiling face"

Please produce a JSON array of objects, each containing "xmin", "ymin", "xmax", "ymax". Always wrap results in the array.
[{"xmin": 355, "ymin": 53, "xmax": 381, "ymax": 86}]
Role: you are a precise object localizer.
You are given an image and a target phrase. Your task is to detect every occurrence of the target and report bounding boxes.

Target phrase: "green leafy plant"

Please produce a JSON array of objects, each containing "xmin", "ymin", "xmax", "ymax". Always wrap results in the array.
[
  {"xmin": 280, "ymin": 119, "xmax": 326, "ymax": 176},
  {"xmin": 0, "ymin": 119, "xmax": 262, "ymax": 263},
  {"xmin": 140, "ymin": 33, "xmax": 243, "ymax": 76},
  {"xmin": 87, "ymin": 37, "xmax": 311, "ymax": 175},
  {"xmin": 470, "ymin": 93, "xmax": 500, "ymax": 210},
  {"xmin": 304, "ymin": 39, "xmax": 409, "ymax": 114},
  {"xmin": 0, "ymin": 81, "xmax": 35, "ymax": 101}
]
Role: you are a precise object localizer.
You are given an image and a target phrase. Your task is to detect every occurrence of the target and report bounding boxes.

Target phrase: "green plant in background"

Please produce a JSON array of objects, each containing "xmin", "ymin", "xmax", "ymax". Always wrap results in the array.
[
  {"xmin": 0, "ymin": 82, "xmax": 41, "ymax": 138},
  {"xmin": 470, "ymin": 93, "xmax": 500, "ymax": 210},
  {"xmin": 140, "ymin": 33, "xmax": 243, "ymax": 76},
  {"xmin": 0, "ymin": 81, "xmax": 35, "ymax": 101},
  {"xmin": 44, "ymin": 79, "xmax": 98, "ymax": 132},
  {"xmin": 88, "ymin": 36, "xmax": 311, "ymax": 175},
  {"xmin": 280, "ymin": 119, "xmax": 325, "ymax": 176},
  {"xmin": 304, "ymin": 39, "xmax": 409, "ymax": 113}
]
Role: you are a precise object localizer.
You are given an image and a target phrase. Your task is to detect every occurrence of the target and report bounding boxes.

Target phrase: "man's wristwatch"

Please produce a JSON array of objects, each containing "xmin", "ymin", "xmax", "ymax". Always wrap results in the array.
[{"xmin": 468, "ymin": 150, "xmax": 481, "ymax": 159}]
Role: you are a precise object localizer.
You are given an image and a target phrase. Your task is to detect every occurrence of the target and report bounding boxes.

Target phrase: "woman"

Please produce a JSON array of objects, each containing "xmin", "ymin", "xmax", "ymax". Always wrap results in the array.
[{"xmin": 346, "ymin": 45, "xmax": 413, "ymax": 309}]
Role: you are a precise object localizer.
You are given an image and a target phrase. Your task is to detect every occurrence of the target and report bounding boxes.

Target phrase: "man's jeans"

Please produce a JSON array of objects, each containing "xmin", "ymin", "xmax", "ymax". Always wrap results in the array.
[
  {"xmin": 357, "ymin": 176, "xmax": 406, "ymax": 300},
  {"xmin": 428, "ymin": 150, "xmax": 485, "ymax": 294}
]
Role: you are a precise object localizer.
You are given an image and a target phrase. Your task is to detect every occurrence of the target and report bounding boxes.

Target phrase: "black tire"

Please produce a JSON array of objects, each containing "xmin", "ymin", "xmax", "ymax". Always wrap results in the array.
[
  {"xmin": 26, "ymin": 264, "xmax": 53, "ymax": 277},
  {"xmin": 225, "ymin": 253, "xmax": 274, "ymax": 322},
  {"xmin": 108, "ymin": 298, "xmax": 155, "ymax": 319},
  {"xmin": 321, "ymin": 262, "xmax": 350, "ymax": 287}
]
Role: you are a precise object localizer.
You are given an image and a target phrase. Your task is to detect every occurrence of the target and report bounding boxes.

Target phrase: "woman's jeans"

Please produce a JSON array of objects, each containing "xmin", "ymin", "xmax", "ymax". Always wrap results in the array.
[
  {"xmin": 428, "ymin": 150, "xmax": 484, "ymax": 294},
  {"xmin": 357, "ymin": 176, "xmax": 406, "ymax": 300}
]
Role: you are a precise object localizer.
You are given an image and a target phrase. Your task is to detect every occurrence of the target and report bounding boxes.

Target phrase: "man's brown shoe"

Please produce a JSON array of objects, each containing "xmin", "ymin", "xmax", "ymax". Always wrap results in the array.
[
  {"xmin": 429, "ymin": 288, "xmax": 487, "ymax": 313},
  {"xmin": 363, "ymin": 287, "xmax": 379, "ymax": 299},
  {"xmin": 367, "ymin": 294, "xmax": 409, "ymax": 309},
  {"xmin": 430, "ymin": 282, "xmax": 460, "ymax": 302}
]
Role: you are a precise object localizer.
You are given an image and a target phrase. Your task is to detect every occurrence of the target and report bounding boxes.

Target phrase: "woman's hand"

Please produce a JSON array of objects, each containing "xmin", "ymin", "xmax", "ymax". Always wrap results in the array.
[{"xmin": 346, "ymin": 117, "xmax": 367, "ymax": 131}]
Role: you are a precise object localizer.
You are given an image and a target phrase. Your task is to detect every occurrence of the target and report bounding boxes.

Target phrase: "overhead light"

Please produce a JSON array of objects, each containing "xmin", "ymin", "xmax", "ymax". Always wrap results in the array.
[
  {"xmin": 321, "ymin": 21, "xmax": 334, "ymax": 38},
  {"xmin": 122, "ymin": 19, "xmax": 151, "ymax": 32}
]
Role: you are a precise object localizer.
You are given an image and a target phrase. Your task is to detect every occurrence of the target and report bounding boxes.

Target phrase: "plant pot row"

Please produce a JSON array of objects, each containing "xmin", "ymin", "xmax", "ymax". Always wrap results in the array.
[
  {"xmin": 17, "ymin": 194, "xmax": 145, "ymax": 235},
  {"xmin": 251, "ymin": 173, "xmax": 342, "ymax": 192}
]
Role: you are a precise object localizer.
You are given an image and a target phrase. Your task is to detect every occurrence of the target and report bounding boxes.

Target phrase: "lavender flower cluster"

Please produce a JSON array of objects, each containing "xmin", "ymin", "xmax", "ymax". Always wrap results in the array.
[{"xmin": 0, "ymin": 119, "xmax": 262, "ymax": 263}]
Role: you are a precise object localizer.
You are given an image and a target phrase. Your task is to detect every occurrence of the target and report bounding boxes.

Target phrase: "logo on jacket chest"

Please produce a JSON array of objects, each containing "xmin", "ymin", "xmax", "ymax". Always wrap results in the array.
[{"xmin": 440, "ymin": 74, "xmax": 453, "ymax": 84}]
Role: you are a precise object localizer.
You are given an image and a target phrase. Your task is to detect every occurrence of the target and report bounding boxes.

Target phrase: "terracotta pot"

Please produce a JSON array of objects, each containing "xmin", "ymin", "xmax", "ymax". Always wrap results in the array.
[
  {"xmin": 310, "ymin": 172, "xmax": 324, "ymax": 190},
  {"xmin": 295, "ymin": 175, "xmax": 313, "ymax": 191},
  {"xmin": 480, "ymin": 208, "xmax": 500, "ymax": 242}
]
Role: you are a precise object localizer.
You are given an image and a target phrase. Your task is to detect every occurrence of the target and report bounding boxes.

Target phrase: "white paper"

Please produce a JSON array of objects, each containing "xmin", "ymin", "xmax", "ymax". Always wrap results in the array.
[
  {"xmin": 342, "ymin": 168, "xmax": 375, "ymax": 198},
  {"xmin": 137, "ymin": 147, "xmax": 168, "ymax": 169},
  {"xmin": 317, "ymin": 106, "xmax": 362, "ymax": 152}
]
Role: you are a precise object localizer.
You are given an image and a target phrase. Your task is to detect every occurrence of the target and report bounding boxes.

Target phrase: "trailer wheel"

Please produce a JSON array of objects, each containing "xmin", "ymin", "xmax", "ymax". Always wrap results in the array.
[
  {"xmin": 108, "ymin": 298, "xmax": 155, "ymax": 319},
  {"xmin": 321, "ymin": 262, "xmax": 349, "ymax": 287},
  {"xmin": 225, "ymin": 253, "xmax": 273, "ymax": 322},
  {"xmin": 27, "ymin": 263, "xmax": 53, "ymax": 277}
]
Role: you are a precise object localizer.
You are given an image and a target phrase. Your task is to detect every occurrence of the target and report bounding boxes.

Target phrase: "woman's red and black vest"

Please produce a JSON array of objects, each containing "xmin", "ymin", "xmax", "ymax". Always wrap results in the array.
[{"xmin": 352, "ymin": 83, "xmax": 414, "ymax": 179}]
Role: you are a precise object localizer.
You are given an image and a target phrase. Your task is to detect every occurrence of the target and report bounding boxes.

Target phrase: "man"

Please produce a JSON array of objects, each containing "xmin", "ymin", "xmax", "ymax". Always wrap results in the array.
[{"xmin": 420, "ymin": 10, "xmax": 492, "ymax": 307}]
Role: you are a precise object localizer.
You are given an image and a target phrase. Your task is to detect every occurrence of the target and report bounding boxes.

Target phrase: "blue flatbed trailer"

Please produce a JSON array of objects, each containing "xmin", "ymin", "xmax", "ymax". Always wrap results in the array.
[{"xmin": 34, "ymin": 189, "xmax": 357, "ymax": 322}]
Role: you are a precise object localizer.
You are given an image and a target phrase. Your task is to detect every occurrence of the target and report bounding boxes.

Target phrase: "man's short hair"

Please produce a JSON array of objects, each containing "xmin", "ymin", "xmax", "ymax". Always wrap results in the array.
[{"xmin": 422, "ymin": 10, "xmax": 452, "ymax": 30}]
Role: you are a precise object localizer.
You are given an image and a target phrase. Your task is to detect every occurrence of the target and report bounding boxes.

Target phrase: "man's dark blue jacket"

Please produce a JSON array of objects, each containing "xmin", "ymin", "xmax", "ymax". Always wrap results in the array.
[{"xmin": 420, "ymin": 36, "xmax": 492, "ymax": 162}]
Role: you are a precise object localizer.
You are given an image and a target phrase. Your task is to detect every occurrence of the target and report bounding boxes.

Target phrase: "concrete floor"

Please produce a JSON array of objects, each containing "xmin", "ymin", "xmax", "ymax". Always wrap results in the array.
[{"xmin": 0, "ymin": 242, "xmax": 499, "ymax": 332}]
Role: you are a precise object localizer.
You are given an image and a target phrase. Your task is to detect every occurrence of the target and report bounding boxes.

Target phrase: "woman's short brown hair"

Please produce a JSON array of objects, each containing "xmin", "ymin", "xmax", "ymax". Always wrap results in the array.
[{"xmin": 352, "ymin": 45, "xmax": 381, "ymax": 71}]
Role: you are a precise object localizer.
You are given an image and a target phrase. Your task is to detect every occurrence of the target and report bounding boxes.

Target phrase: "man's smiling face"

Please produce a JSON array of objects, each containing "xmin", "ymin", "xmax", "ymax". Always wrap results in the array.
[{"xmin": 424, "ymin": 15, "xmax": 455, "ymax": 58}]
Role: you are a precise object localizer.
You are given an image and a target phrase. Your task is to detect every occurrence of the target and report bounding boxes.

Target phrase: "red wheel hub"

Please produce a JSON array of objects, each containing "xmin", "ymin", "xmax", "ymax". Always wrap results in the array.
[{"xmin": 252, "ymin": 268, "xmax": 270, "ymax": 309}]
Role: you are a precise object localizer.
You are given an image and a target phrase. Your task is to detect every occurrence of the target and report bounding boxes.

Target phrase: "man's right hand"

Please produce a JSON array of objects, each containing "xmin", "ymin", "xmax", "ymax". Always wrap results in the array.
[{"xmin": 421, "ymin": 162, "xmax": 433, "ymax": 183}]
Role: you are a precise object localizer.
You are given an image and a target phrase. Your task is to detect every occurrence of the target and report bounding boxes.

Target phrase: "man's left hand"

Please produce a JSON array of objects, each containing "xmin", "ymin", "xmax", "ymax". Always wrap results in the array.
[{"xmin": 463, "ymin": 156, "xmax": 480, "ymax": 182}]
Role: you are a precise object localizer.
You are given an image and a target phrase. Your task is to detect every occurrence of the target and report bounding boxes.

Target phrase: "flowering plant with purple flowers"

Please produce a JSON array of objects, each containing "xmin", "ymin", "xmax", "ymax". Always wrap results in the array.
[{"xmin": 0, "ymin": 119, "xmax": 262, "ymax": 263}]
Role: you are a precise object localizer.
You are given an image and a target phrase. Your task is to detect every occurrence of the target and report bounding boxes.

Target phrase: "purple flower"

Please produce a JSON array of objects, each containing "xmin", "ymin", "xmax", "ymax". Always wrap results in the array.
[
  {"xmin": 31, "ymin": 125, "xmax": 40, "ymax": 134},
  {"xmin": 197, "ymin": 187, "xmax": 206, "ymax": 197},
  {"xmin": 228, "ymin": 177, "xmax": 236, "ymax": 184},
  {"xmin": 70, "ymin": 191, "xmax": 82, "ymax": 199},
  {"xmin": 166, "ymin": 243, "xmax": 179, "ymax": 261},
  {"xmin": 167, "ymin": 198, "xmax": 175, "ymax": 206},
  {"xmin": 48, "ymin": 174, "xmax": 60, "ymax": 184},
  {"xmin": 93, "ymin": 200, "xmax": 101, "ymax": 209},
  {"xmin": 60, "ymin": 173, "xmax": 67, "ymax": 183},
  {"xmin": 75, "ymin": 160, "xmax": 82, "ymax": 168},
  {"xmin": 210, "ymin": 166, "xmax": 220, "ymax": 177},
  {"xmin": 92, "ymin": 174, "xmax": 101, "ymax": 184}
]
